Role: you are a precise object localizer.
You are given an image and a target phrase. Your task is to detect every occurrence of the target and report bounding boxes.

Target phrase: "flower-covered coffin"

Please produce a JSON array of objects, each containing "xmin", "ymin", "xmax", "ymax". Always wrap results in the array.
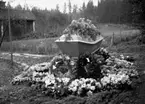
[{"xmin": 55, "ymin": 18, "xmax": 103, "ymax": 57}]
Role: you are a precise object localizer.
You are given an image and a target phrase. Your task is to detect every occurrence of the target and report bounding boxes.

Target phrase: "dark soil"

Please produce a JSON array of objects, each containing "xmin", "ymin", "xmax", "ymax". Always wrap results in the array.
[{"xmin": 0, "ymin": 38, "xmax": 145, "ymax": 104}]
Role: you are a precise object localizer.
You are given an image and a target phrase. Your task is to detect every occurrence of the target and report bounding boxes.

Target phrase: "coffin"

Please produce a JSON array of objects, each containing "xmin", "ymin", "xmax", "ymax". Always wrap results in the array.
[{"xmin": 55, "ymin": 35, "xmax": 104, "ymax": 57}]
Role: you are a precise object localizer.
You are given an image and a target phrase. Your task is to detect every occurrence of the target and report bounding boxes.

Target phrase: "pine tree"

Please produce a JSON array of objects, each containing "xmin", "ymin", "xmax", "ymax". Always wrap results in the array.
[
  {"xmin": 63, "ymin": 2, "xmax": 67, "ymax": 14},
  {"xmin": 73, "ymin": 4, "xmax": 77, "ymax": 13},
  {"xmin": 68, "ymin": 0, "xmax": 72, "ymax": 22},
  {"xmin": 85, "ymin": 0, "xmax": 95, "ymax": 20},
  {"xmin": 56, "ymin": 4, "xmax": 60, "ymax": 12},
  {"xmin": 82, "ymin": 2, "xmax": 86, "ymax": 11},
  {"xmin": 68, "ymin": 0, "xmax": 72, "ymax": 14}
]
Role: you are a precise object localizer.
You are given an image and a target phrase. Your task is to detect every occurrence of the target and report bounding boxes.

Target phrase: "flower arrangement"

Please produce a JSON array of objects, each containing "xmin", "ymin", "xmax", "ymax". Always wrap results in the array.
[
  {"xmin": 49, "ymin": 54, "xmax": 75, "ymax": 78},
  {"xmin": 68, "ymin": 78, "xmax": 101, "ymax": 96},
  {"xmin": 11, "ymin": 48, "xmax": 140, "ymax": 97},
  {"xmin": 101, "ymin": 73, "xmax": 131, "ymax": 90},
  {"xmin": 59, "ymin": 18, "xmax": 101, "ymax": 42}
]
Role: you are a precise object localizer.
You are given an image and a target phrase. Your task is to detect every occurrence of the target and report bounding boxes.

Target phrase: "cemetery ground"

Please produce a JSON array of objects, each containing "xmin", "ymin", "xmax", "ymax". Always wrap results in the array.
[{"xmin": 0, "ymin": 24, "xmax": 144, "ymax": 104}]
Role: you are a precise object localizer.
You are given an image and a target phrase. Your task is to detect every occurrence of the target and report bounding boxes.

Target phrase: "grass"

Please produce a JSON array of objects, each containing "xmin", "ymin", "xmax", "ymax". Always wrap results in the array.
[
  {"xmin": 1, "ymin": 37, "xmax": 61, "ymax": 55},
  {"xmin": 101, "ymin": 29, "xmax": 139, "ymax": 47},
  {"xmin": 0, "ymin": 24, "xmax": 139, "ymax": 55}
]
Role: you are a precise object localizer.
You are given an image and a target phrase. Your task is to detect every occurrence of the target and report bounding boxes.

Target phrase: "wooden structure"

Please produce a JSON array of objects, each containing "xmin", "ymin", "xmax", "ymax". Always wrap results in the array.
[{"xmin": 0, "ymin": 1, "xmax": 36, "ymax": 38}]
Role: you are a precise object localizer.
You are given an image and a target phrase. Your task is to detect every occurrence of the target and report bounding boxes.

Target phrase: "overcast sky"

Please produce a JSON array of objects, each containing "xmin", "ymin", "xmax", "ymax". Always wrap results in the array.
[{"xmin": 4, "ymin": 0, "xmax": 98, "ymax": 12}]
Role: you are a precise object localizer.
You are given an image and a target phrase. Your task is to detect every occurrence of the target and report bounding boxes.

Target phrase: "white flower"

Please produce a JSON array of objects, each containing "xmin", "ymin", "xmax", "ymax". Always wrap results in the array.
[
  {"xmin": 52, "ymin": 65, "xmax": 57, "ymax": 70},
  {"xmin": 81, "ymin": 83, "xmax": 87, "ymax": 88},
  {"xmin": 65, "ymin": 56, "xmax": 70, "ymax": 60},
  {"xmin": 120, "ymin": 54, "xmax": 125, "ymax": 60},
  {"xmin": 86, "ymin": 84, "xmax": 91, "ymax": 89},
  {"xmin": 101, "ymin": 76, "xmax": 111, "ymax": 86},
  {"xmin": 45, "ymin": 78, "xmax": 55, "ymax": 87},
  {"xmin": 90, "ymin": 86, "xmax": 95, "ymax": 91},
  {"xmin": 86, "ymin": 58, "xmax": 90, "ymax": 62},
  {"xmin": 69, "ymin": 86, "xmax": 77, "ymax": 92},
  {"xmin": 71, "ymin": 20, "xmax": 77, "ymax": 24},
  {"xmin": 95, "ymin": 82, "xmax": 102, "ymax": 88},
  {"xmin": 56, "ymin": 78, "xmax": 62, "ymax": 83},
  {"xmin": 86, "ymin": 19, "xmax": 91, "ymax": 24},
  {"xmin": 70, "ymin": 61, "xmax": 75, "ymax": 66},
  {"xmin": 77, "ymin": 87, "xmax": 83, "ymax": 95},
  {"xmin": 120, "ymin": 74, "xmax": 129, "ymax": 84},
  {"xmin": 80, "ymin": 78, "xmax": 85, "ymax": 82},
  {"xmin": 35, "ymin": 78, "xmax": 42, "ymax": 82},
  {"xmin": 62, "ymin": 78, "xmax": 70, "ymax": 85},
  {"xmin": 69, "ymin": 81, "xmax": 78, "ymax": 88},
  {"xmin": 87, "ymin": 90, "xmax": 93, "ymax": 96},
  {"xmin": 32, "ymin": 71, "xmax": 38, "ymax": 77},
  {"xmin": 42, "ymin": 74, "xmax": 56, "ymax": 87}
]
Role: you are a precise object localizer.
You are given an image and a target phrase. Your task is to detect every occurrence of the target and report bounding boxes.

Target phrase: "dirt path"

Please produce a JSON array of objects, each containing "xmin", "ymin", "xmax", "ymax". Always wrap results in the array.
[{"xmin": 0, "ymin": 52, "xmax": 54, "ymax": 66}]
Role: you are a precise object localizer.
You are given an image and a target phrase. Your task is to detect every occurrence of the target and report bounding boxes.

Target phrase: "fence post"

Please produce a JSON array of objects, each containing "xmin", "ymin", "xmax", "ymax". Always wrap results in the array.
[
  {"xmin": 111, "ymin": 32, "xmax": 115, "ymax": 46},
  {"xmin": 8, "ymin": 3, "xmax": 13, "ymax": 66}
]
